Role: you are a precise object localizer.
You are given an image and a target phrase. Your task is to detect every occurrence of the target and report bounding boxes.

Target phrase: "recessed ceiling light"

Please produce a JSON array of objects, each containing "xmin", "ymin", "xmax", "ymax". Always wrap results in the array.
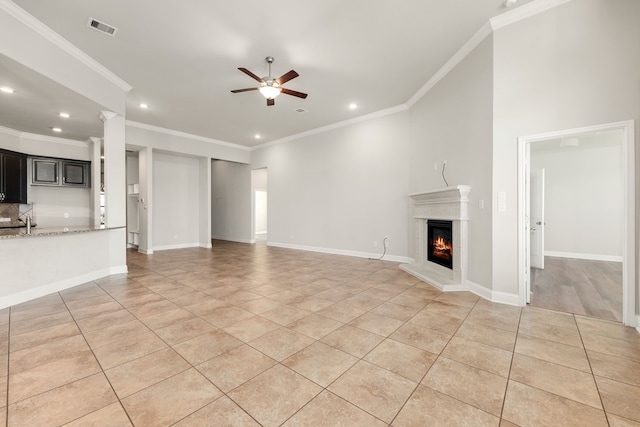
[
  {"xmin": 0, "ymin": 86, "xmax": 14, "ymax": 94},
  {"xmin": 255, "ymin": 134, "xmax": 261, "ymax": 139},
  {"xmin": 58, "ymin": 112, "xmax": 71, "ymax": 118},
  {"xmin": 349, "ymin": 103, "xmax": 357, "ymax": 110},
  {"xmin": 51, "ymin": 127, "xmax": 62, "ymax": 133},
  {"xmin": 139, "ymin": 103, "xmax": 148, "ymax": 109}
]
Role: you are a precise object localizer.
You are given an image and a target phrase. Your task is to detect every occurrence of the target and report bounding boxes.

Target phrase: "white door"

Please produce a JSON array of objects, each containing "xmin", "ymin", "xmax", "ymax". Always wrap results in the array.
[{"xmin": 530, "ymin": 169, "xmax": 545, "ymax": 269}]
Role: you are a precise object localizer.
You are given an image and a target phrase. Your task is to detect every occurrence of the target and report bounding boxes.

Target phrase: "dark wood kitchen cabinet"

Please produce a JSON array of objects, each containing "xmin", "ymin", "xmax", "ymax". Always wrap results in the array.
[{"xmin": 0, "ymin": 149, "xmax": 27, "ymax": 203}]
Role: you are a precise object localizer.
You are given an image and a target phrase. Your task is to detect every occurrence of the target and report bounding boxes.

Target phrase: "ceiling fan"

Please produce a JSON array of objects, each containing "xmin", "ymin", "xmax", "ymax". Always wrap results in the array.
[{"xmin": 231, "ymin": 56, "xmax": 308, "ymax": 106}]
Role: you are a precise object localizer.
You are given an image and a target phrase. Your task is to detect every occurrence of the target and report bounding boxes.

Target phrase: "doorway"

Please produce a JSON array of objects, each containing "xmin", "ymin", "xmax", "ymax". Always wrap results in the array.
[
  {"xmin": 517, "ymin": 121, "xmax": 636, "ymax": 326},
  {"xmin": 251, "ymin": 168, "xmax": 268, "ymax": 244}
]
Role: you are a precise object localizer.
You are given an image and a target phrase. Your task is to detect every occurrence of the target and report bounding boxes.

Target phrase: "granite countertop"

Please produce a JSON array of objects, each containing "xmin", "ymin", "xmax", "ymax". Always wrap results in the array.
[{"xmin": 0, "ymin": 225, "xmax": 122, "ymax": 239}]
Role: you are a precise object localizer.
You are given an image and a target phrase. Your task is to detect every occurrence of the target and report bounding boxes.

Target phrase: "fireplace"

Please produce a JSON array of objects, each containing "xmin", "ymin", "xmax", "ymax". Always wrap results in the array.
[
  {"xmin": 400, "ymin": 185, "xmax": 470, "ymax": 291},
  {"xmin": 428, "ymin": 220, "xmax": 453, "ymax": 269}
]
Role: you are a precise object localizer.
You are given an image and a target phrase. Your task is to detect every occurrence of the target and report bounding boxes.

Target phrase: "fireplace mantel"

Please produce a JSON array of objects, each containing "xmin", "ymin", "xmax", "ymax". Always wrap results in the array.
[
  {"xmin": 409, "ymin": 185, "xmax": 471, "ymax": 221},
  {"xmin": 401, "ymin": 185, "xmax": 471, "ymax": 291}
]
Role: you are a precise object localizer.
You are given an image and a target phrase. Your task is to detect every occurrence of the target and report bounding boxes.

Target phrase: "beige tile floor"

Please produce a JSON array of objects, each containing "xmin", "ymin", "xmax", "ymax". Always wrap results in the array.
[{"xmin": 1, "ymin": 240, "xmax": 639, "ymax": 426}]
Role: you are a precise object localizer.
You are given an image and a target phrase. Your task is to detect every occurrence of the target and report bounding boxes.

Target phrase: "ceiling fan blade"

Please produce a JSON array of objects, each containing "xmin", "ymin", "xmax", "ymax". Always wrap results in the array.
[
  {"xmin": 238, "ymin": 67, "xmax": 263, "ymax": 83},
  {"xmin": 267, "ymin": 98, "xmax": 275, "ymax": 106},
  {"xmin": 281, "ymin": 88, "xmax": 308, "ymax": 99},
  {"xmin": 275, "ymin": 70, "xmax": 299, "ymax": 85},
  {"xmin": 231, "ymin": 87, "xmax": 258, "ymax": 93}
]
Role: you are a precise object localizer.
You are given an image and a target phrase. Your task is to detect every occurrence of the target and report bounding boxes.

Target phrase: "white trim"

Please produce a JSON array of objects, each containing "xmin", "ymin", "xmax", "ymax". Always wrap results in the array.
[
  {"xmin": 126, "ymin": 120, "xmax": 250, "ymax": 152},
  {"xmin": 0, "ymin": 266, "xmax": 126, "ymax": 310},
  {"xmin": 211, "ymin": 236, "xmax": 254, "ymax": 244},
  {"xmin": 0, "ymin": 125, "xmax": 88, "ymax": 147},
  {"xmin": 153, "ymin": 242, "xmax": 202, "ymax": 251},
  {"xmin": 268, "ymin": 241, "xmax": 412, "ymax": 264},
  {"xmin": 406, "ymin": 23, "xmax": 492, "ymax": 108},
  {"xmin": 251, "ymin": 104, "xmax": 408, "ymax": 151},
  {"xmin": 518, "ymin": 120, "xmax": 636, "ymax": 326},
  {"xmin": 467, "ymin": 280, "xmax": 491, "ymax": 300},
  {"xmin": 490, "ymin": 289, "xmax": 521, "ymax": 307},
  {"xmin": 0, "ymin": 0, "xmax": 132, "ymax": 92},
  {"xmin": 544, "ymin": 251, "xmax": 623, "ymax": 263},
  {"xmin": 138, "ymin": 248, "xmax": 154, "ymax": 255},
  {"xmin": 635, "ymin": 315, "xmax": 640, "ymax": 332},
  {"xmin": 490, "ymin": 0, "xmax": 573, "ymax": 31},
  {"xmin": 200, "ymin": 242, "xmax": 212, "ymax": 249},
  {"xmin": 0, "ymin": 125, "xmax": 21, "ymax": 137}
]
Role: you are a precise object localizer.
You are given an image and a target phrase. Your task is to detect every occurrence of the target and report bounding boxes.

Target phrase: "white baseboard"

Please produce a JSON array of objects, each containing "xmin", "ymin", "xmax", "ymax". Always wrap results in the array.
[
  {"xmin": 138, "ymin": 248, "xmax": 153, "ymax": 255},
  {"xmin": 268, "ymin": 241, "xmax": 412, "ymax": 263},
  {"xmin": 211, "ymin": 235, "xmax": 254, "ymax": 244},
  {"xmin": 153, "ymin": 242, "xmax": 201, "ymax": 251},
  {"xmin": 636, "ymin": 315, "xmax": 640, "ymax": 333},
  {"xmin": 0, "ymin": 266, "xmax": 126, "ymax": 310},
  {"xmin": 544, "ymin": 251, "xmax": 623, "ymax": 263}
]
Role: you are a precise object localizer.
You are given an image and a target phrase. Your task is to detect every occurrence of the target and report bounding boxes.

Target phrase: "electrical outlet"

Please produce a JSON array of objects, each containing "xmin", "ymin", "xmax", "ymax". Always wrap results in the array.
[
  {"xmin": 434, "ymin": 163, "xmax": 438, "ymax": 171},
  {"xmin": 63, "ymin": 212, "xmax": 69, "ymax": 218}
]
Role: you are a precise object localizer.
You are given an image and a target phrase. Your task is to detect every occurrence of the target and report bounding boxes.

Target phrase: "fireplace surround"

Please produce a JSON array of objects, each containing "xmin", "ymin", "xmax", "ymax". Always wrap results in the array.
[{"xmin": 400, "ymin": 185, "xmax": 471, "ymax": 291}]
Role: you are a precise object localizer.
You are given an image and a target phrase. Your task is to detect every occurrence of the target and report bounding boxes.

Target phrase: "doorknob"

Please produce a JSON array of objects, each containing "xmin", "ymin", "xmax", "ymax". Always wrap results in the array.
[
  {"xmin": 530, "ymin": 227, "xmax": 537, "ymax": 231},
  {"xmin": 536, "ymin": 221, "xmax": 542, "ymax": 225}
]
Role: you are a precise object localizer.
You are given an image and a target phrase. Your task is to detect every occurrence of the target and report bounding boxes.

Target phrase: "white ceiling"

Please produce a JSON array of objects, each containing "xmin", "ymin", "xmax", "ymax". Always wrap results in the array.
[{"xmin": 4, "ymin": 0, "xmax": 536, "ymax": 147}]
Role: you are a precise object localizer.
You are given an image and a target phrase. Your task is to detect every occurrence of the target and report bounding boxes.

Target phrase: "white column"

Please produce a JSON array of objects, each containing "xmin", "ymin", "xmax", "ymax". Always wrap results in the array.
[
  {"xmin": 137, "ymin": 147, "xmax": 153, "ymax": 254},
  {"xmin": 199, "ymin": 157, "xmax": 212, "ymax": 248},
  {"xmin": 99, "ymin": 111, "xmax": 126, "ymax": 228},
  {"xmin": 87, "ymin": 137, "xmax": 102, "ymax": 226}
]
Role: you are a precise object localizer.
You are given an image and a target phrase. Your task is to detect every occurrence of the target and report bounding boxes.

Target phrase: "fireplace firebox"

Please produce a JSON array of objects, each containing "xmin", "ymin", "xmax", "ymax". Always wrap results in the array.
[{"xmin": 427, "ymin": 220, "xmax": 453, "ymax": 269}]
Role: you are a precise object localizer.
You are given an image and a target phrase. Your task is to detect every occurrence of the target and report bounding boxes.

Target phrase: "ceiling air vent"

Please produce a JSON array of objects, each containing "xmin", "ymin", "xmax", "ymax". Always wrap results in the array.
[
  {"xmin": 295, "ymin": 108, "xmax": 308, "ymax": 113},
  {"xmin": 87, "ymin": 17, "xmax": 118, "ymax": 36}
]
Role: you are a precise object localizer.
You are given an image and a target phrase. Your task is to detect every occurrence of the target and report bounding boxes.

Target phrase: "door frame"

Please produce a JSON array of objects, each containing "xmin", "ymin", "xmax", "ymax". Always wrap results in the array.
[{"xmin": 517, "ymin": 120, "xmax": 636, "ymax": 326}]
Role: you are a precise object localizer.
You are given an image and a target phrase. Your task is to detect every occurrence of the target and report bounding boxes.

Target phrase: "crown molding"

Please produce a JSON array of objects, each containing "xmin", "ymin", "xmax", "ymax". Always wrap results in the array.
[
  {"xmin": 251, "ymin": 104, "xmax": 409, "ymax": 151},
  {"xmin": 490, "ymin": 0, "xmax": 573, "ymax": 31},
  {"xmin": 407, "ymin": 0, "xmax": 573, "ymax": 108},
  {"xmin": 406, "ymin": 22, "xmax": 493, "ymax": 108},
  {"xmin": 125, "ymin": 120, "xmax": 250, "ymax": 152},
  {"xmin": 0, "ymin": 124, "xmax": 88, "ymax": 147},
  {"xmin": 0, "ymin": 0, "xmax": 132, "ymax": 92}
]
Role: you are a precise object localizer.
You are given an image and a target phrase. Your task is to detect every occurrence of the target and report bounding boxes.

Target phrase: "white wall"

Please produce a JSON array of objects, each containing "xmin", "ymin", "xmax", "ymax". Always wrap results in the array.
[
  {"xmin": 492, "ymin": 0, "xmax": 640, "ymax": 295},
  {"xmin": 126, "ymin": 124, "xmax": 249, "ymax": 164},
  {"xmin": 126, "ymin": 153, "xmax": 139, "ymax": 246},
  {"xmin": 211, "ymin": 160, "xmax": 252, "ymax": 243},
  {"xmin": 408, "ymin": 35, "xmax": 494, "ymax": 288},
  {"xmin": 152, "ymin": 151, "xmax": 201, "ymax": 249},
  {"xmin": 251, "ymin": 168, "xmax": 268, "ymax": 237},
  {"xmin": 532, "ymin": 142, "xmax": 623, "ymax": 260},
  {"xmin": 255, "ymin": 191, "xmax": 267, "ymax": 235},
  {"xmin": 251, "ymin": 112, "xmax": 411, "ymax": 260}
]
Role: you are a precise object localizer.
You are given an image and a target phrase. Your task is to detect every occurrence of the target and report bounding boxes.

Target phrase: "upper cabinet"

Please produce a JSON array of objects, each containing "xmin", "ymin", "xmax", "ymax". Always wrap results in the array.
[
  {"xmin": 0, "ymin": 150, "xmax": 28, "ymax": 203},
  {"xmin": 61, "ymin": 160, "xmax": 90, "ymax": 187},
  {"xmin": 32, "ymin": 157, "xmax": 90, "ymax": 188}
]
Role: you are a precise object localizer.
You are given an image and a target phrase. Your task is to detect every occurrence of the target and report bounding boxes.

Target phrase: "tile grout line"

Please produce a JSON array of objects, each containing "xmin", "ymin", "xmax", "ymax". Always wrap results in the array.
[
  {"xmin": 59, "ymin": 286, "xmax": 138, "ymax": 427},
  {"xmin": 498, "ymin": 303, "xmax": 524, "ymax": 424},
  {"xmin": 574, "ymin": 313, "xmax": 611, "ymax": 425}
]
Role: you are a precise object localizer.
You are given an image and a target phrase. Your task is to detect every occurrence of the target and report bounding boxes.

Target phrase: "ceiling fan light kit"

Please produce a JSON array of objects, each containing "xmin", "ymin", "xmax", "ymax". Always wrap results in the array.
[{"xmin": 231, "ymin": 56, "xmax": 307, "ymax": 106}]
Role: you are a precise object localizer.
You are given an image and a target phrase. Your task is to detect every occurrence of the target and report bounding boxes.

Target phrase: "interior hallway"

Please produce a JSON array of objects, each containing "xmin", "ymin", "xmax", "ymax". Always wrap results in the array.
[{"xmin": 0, "ymin": 241, "xmax": 639, "ymax": 426}]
